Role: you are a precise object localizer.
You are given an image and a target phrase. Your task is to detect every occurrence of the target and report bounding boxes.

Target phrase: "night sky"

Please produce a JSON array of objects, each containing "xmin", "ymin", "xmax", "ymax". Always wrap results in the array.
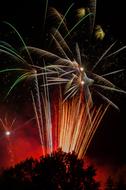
[{"xmin": 0, "ymin": 0, "xmax": 126, "ymax": 188}]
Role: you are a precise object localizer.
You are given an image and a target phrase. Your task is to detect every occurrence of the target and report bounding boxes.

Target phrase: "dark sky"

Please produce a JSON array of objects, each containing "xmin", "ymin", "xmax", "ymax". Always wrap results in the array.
[
  {"xmin": 0, "ymin": 0, "xmax": 126, "ymax": 41},
  {"xmin": 0, "ymin": 0, "xmax": 126, "ymax": 186}
]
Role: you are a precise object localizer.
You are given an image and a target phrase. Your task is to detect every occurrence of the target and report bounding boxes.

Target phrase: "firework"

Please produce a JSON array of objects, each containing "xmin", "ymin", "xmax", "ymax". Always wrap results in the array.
[
  {"xmin": 0, "ymin": 115, "xmax": 16, "ymax": 137},
  {"xmin": 30, "ymin": 85, "xmax": 109, "ymax": 158},
  {"xmin": 94, "ymin": 25, "xmax": 105, "ymax": 40},
  {"xmin": 57, "ymin": 94, "xmax": 109, "ymax": 159},
  {"xmin": 0, "ymin": 5, "xmax": 125, "ymax": 160},
  {"xmin": 0, "ymin": 115, "xmax": 16, "ymax": 165}
]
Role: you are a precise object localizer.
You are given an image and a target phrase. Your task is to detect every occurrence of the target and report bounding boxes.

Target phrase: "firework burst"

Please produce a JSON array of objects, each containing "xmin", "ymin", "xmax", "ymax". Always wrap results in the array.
[
  {"xmin": 0, "ymin": 4, "xmax": 125, "ymax": 159},
  {"xmin": 0, "ymin": 115, "xmax": 16, "ymax": 165}
]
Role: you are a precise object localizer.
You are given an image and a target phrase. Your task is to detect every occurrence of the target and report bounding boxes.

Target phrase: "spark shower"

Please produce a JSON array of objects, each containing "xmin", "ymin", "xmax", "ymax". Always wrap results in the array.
[{"xmin": 0, "ymin": 3, "xmax": 125, "ymax": 160}]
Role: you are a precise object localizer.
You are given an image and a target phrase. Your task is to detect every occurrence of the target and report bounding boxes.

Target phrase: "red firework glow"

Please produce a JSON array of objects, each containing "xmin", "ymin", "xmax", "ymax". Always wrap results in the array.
[
  {"xmin": 0, "ymin": 107, "xmax": 109, "ymax": 189},
  {"xmin": 31, "ymin": 82, "xmax": 109, "ymax": 158},
  {"xmin": 0, "ymin": 109, "xmax": 42, "ymax": 168},
  {"xmin": 0, "ymin": 89, "xmax": 108, "ymax": 167}
]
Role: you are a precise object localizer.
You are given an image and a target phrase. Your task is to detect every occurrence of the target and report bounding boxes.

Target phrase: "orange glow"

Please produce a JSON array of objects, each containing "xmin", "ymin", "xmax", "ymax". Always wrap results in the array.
[{"xmin": 33, "ymin": 90, "xmax": 109, "ymax": 159}]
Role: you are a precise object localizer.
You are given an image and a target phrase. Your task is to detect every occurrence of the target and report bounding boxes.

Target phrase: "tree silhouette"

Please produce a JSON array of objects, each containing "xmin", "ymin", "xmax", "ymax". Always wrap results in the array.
[{"xmin": 0, "ymin": 149, "xmax": 100, "ymax": 190}]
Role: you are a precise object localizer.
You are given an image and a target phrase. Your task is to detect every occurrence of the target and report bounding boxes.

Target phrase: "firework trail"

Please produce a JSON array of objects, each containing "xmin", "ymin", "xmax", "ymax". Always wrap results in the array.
[
  {"xmin": 57, "ymin": 93, "xmax": 109, "ymax": 159},
  {"xmin": 0, "ymin": 5, "xmax": 125, "ymax": 158},
  {"xmin": 0, "ymin": 115, "xmax": 16, "ymax": 165},
  {"xmin": 88, "ymin": 0, "xmax": 97, "ymax": 34}
]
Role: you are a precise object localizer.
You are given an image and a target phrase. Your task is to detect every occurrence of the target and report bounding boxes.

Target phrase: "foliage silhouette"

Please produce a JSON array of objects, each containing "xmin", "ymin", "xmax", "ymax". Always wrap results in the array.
[{"xmin": 0, "ymin": 149, "xmax": 100, "ymax": 190}]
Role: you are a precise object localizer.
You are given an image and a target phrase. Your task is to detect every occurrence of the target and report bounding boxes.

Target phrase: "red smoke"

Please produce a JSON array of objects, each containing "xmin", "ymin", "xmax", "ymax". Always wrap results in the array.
[
  {"xmin": 0, "ymin": 105, "xmax": 125, "ymax": 190},
  {"xmin": 0, "ymin": 105, "xmax": 42, "ymax": 168}
]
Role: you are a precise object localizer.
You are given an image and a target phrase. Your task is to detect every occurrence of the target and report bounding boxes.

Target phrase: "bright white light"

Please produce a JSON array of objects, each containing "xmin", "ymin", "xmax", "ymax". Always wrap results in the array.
[
  {"xmin": 80, "ymin": 67, "xmax": 84, "ymax": 71},
  {"xmin": 5, "ymin": 131, "xmax": 11, "ymax": 136},
  {"xmin": 81, "ymin": 80, "xmax": 84, "ymax": 85}
]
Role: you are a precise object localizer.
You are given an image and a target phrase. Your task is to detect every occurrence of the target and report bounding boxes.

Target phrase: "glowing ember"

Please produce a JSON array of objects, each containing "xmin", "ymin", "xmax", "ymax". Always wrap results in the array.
[{"xmin": 5, "ymin": 131, "xmax": 11, "ymax": 136}]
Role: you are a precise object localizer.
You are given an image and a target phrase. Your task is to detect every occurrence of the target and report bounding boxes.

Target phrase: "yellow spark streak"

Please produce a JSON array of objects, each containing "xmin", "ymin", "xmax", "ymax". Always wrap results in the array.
[
  {"xmin": 57, "ymin": 93, "xmax": 109, "ymax": 159},
  {"xmin": 81, "ymin": 104, "xmax": 109, "ymax": 158}
]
